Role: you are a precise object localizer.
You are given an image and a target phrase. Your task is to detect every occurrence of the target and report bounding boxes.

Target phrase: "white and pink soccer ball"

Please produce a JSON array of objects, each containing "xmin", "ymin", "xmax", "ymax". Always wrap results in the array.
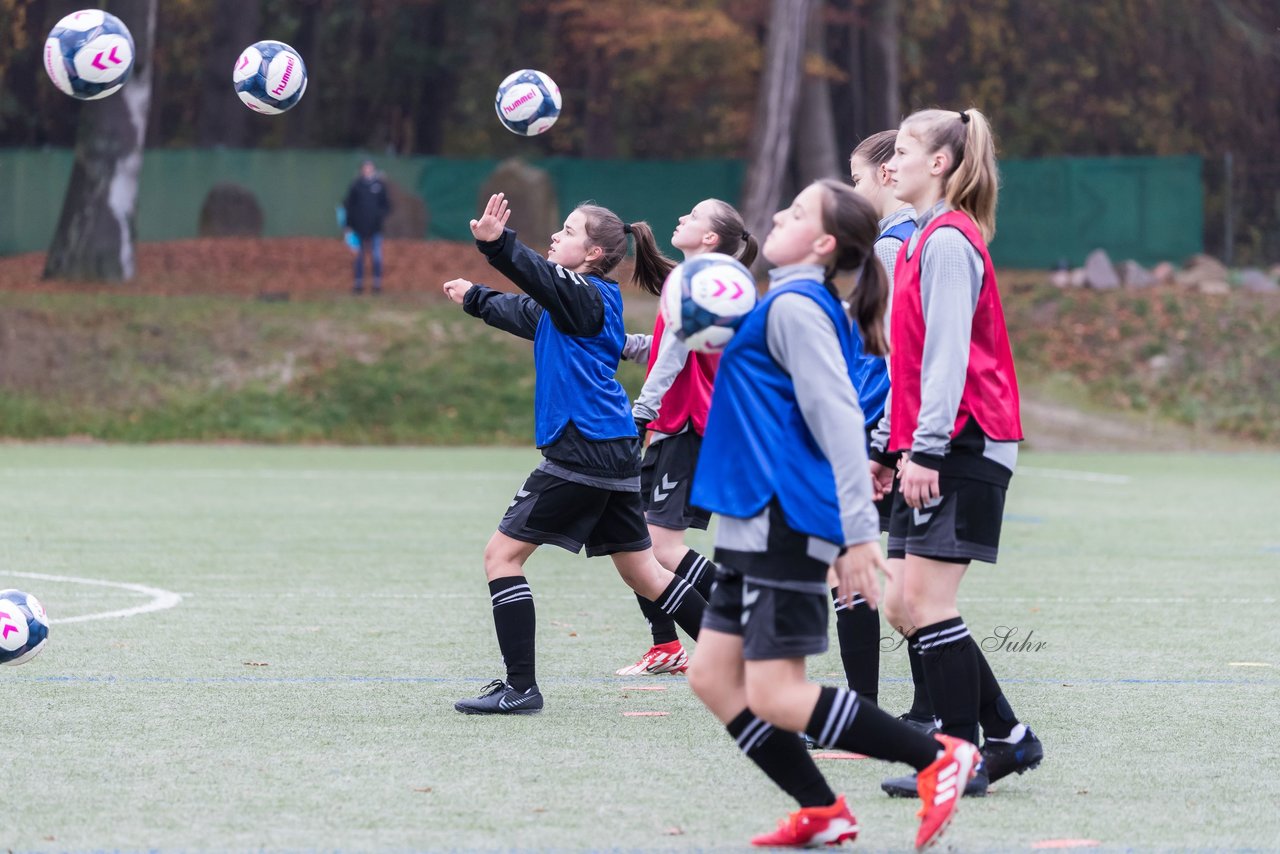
[
  {"xmin": 43, "ymin": 9, "xmax": 135, "ymax": 100},
  {"xmin": 661, "ymin": 253, "xmax": 758, "ymax": 353},
  {"xmin": 495, "ymin": 69, "xmax": 562, "ymax": 136},
  {"xmin": 233, "ymin": 40, "xmax": 307, "ymax": 114},
  {"xmin": 0, "ymin": 589, "xmax": 48, "ymax": 666}
]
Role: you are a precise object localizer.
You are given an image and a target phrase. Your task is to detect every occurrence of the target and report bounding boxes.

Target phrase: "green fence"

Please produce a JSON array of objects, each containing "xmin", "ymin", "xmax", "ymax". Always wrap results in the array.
[
  {"xmin": 998, "ymin": 155, "xmax": 1203, "ymax": 267},
  {"xmin": 0, "ymin": 148, "xmax": 1201, "ymax": 267}
]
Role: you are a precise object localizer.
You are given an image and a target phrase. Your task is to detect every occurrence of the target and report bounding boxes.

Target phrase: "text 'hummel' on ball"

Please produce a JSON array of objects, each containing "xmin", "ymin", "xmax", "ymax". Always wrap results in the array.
[
  {"xmin": 233, "ymin": 40, "xmax": 308, "ymax": 115},
  {"xmin": 494, "ymin": 69, "xmax": 562, "ymax": 136}
]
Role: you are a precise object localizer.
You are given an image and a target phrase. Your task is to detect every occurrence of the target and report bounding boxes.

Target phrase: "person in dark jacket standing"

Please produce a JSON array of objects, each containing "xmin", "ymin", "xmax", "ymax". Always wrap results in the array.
[{"xmin": 343, "ymin": 160, "xmax": 391, "ymax": 294}]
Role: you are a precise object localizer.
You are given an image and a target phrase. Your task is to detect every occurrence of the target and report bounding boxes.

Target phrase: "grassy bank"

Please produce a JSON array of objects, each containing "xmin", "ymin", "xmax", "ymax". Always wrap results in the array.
[
  {"xmin": 1, "ymin": 283, "xmax": 1277, "ymax": 444},
  {"xmin": 0, "ymin": 291, "xmax": 645, "ymax": 443}
]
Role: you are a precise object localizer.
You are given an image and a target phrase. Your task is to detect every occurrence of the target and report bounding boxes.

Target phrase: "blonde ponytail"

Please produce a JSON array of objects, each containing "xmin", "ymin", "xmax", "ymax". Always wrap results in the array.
[{"xmin": 901, "ymin": 107, "xmax": 1000, "ymax": 241}]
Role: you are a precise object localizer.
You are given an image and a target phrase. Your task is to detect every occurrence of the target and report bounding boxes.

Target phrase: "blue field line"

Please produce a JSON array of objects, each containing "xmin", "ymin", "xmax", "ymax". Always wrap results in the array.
[{"xmin": 11, "ymin": 673, "xmax": 1278, "ymax": 687}]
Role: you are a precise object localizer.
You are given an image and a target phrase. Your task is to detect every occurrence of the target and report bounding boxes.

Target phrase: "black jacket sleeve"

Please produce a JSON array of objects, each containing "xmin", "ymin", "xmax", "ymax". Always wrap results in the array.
[
  {"xmin": 463, "ymin": 284, "xmax": 544, "ymax": 341},
  {"xmin": 476, "ymin": 229, "xmax": 604, "ymax": 337}
]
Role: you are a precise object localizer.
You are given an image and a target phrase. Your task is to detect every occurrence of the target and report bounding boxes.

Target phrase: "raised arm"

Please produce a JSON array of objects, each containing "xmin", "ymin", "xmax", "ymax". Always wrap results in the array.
[{"xmin": 471, "ymin": 194, "xmax": 604, "ymax": 337}]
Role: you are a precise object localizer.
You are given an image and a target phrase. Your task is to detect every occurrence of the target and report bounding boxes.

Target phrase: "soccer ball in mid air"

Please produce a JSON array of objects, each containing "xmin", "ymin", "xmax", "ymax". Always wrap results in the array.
[
  {"xmin": 234, "ymin": 40, "xmax": 307, "ymax": 114},
  {"xmin": 495, "ymin": 69, "xmax": 561, "ymax": 136},
  {"xmin": 661, "ymin": 253, "xmax": 759, "ymax": 353},
  {"xmin": 0, "ymin": 589, "xmax": 49, "ymax": 666},
  {"xmin": 43, "ymin": 9, "xmax": 135, "ymax": 100}
]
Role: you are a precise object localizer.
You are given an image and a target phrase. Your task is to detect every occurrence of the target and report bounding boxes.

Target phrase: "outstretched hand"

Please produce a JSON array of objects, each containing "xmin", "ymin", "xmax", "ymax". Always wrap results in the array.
[
  {"xmin": 442, "ymin": 278, "xmax": 474, "ymax": 305},
  {"xmin": 471, "ymin": 193, "xmax": 512, "ymax": 242}
]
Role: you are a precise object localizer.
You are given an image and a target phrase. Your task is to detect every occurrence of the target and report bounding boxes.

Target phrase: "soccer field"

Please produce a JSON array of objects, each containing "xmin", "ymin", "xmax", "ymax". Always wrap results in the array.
[{"xmin": 1, "ymin": 444, "xmax": 1277, "ymax": 851}]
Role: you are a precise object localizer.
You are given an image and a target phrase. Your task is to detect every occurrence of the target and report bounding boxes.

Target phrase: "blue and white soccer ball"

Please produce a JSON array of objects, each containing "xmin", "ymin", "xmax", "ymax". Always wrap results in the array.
[
  {"xmin": 233, "ymin": 40, "xmax": 307, "ymax": 114},
  {"xmin": 661, "ymin": 253, "xmax": 759, "ymax": 353},
  {"xmin": 43, "ymin": 9, "xmax": 135, "ymax": 101},
  {"xmin": 0, "ymin": 589, "xmax": 49, "ymax": 666},
  {"xmin": 495, "ymin": 69, "xmax": 562, "ymax": 136}
]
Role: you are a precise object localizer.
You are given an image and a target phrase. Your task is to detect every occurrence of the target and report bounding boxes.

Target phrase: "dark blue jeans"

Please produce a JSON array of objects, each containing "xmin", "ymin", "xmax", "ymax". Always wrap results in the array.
[{"xmin": 353, "ymin": 233, "xmax": 383, "ymax": 291}]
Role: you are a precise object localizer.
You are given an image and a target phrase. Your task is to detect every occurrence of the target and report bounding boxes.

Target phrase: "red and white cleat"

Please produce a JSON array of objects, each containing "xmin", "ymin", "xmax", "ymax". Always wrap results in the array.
[
  {"xmin": 914, "ymin": 734, "xmax": 980, "ymax": 851},
  {"xmin": 750, "ymin": 795, "xmax": 859, "ymax": 848},
  {"xmin": 614, "ymin": 640, "xmax": 689, "ymax": 676}
]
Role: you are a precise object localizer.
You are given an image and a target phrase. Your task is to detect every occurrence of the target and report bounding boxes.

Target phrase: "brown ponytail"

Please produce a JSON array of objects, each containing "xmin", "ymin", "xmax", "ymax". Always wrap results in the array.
[
  {"xmin": 703, "ymin": 199, "xmax": 759, "ymax": 267},
  {"xmin": 577, "ymin": 204, "xmax": 675, "ymax": 294},
  {"xmin": 814, "ymin": 179, "xmax": 888, "ymax": 357},
  {"xmin": 628, "ymin": 221, "xmax": 676, "ymax": 296}
]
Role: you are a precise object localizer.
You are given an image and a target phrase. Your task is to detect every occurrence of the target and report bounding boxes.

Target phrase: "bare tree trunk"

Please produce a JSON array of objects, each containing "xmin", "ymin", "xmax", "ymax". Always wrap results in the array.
[
  {"xmin": 741, "ymin": 0, "xmax": 815, "ymax": 257},
  {"xmin": 792, "ymin": 2, "xmax": 840, "ymax": 184},
  {"xmin": 196, "ymin": 0, "xmax": 260, "ymax": 147},
  {"xmin": 829, "ymin": 0, "xmax": 899, "ymax": 153},
  {"xmin": 43, "ymin": 0, "xmax": 157, "ymax": 282},
  {"xmin": 866, "ymin": 0, "xmax": 900, "ymax": 129}
]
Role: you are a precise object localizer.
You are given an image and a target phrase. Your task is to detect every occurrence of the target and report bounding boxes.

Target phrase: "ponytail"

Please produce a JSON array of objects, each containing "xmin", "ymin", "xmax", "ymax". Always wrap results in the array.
[
  {"xmin": 628, "ymin": 221, "xmax": 675, "ymax": 296},
  {"xmin": 577, "ymin": 204, "xmax": 675, "ymax": 293},
  {"xmin": 947, "ymin": 109, "xmax": 998, "ymax": 241},
  {"xmin": 900, "ymin": 107, "xmax": 999, "ymax": 240},
  {"xmin": 814, "ymin": 179, "xmax": 888, "ymax": 357},
  {"xmin": 850, "ymin": 258, "xmax": 889, "ymax": 357},
  {"xmin": 704, "ymin": 199, "xmax": 759, "ymax": 267}
]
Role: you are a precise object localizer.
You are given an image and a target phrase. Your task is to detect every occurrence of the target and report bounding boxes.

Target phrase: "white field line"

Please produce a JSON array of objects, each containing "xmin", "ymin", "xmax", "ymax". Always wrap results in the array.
[{"xmin": 2, "ymin": 571, "xmax": 181, "ymax": 624}]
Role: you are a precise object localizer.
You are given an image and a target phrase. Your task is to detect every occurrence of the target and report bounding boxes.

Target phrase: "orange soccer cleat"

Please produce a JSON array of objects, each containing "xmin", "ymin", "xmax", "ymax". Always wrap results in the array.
[
  {"xmin": 914, "ymin": 734, "xmax": 980, "ymax": 851},
  {"xmin": 750, "ymin": 795, "xmax": 859, "ymax": 848}
]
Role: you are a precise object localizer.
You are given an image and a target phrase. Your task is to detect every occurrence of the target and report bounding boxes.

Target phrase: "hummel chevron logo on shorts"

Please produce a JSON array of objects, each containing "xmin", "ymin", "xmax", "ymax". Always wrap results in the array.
[
  {"xmin": 913, "ymin": 495, "xmax": 943, "ymax": 526},
  {"xmin": 652, "ymin": 474, "xmax": 678, "ymax": 503}
]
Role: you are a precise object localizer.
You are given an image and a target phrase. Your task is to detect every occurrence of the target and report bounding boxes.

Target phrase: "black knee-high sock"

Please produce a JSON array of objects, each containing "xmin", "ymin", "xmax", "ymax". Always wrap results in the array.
[
  {"xmin": 975, "ymin": 646, "xmax": 1019, "ymax": 739},
  {"xmin": 634, "ymin": 593, "xmax": 678, "ymax": 645},
  {"xmin": 489, "ymin": 576, "xmax": 536, "ymax": 690},
  {"xmin": 804, "ymin": 686, "xmax": 939, "ymax": 771},
  {"xmin": 916, "ymin": 617, "xmax": 980, "ymax": 745},
  {"xmin": 728, "ymin": 709, "xmax": 835, "ymax": 808},
  {"xmin": 832, "ymin": 589, "xmax": 879, "ymax": 704},
  {"xmin": 906, "ymin": 637, "xmax": 934, "ymax": 721},
  {"xmin": 654, "ymin": 575, "xmax": 705, "ymax": 640},
  {"xmin": 675, "ymin": 549, "xmax": 717, "ymax": 599}
]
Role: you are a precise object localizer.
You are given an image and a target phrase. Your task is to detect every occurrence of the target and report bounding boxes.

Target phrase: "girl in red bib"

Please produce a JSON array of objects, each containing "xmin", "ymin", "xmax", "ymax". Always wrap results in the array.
[
  {"xmin": 871, "ymin": 108, "xmax": 1043, "ymax": 797},
  {"xmin": 615, "ymin": 200, "xmax": 758, "ymax": 677}
]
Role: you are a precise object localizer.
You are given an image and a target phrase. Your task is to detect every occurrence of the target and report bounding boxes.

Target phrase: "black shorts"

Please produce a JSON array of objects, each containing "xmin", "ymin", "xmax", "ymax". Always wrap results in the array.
[
  {"xmin": 640, "ymin": 431, "xmax": 712, "ymax": 531},
  {"xmin": 886, "ymin": 474, "xmax": 1006, "ymax": 563},
  {"xmin": 499, "ymin": 470, "xmax": 651, "ymax": 557},
  {"xmin": 701, "ymin": 568, "xmax": 830, "ymax": 661}
]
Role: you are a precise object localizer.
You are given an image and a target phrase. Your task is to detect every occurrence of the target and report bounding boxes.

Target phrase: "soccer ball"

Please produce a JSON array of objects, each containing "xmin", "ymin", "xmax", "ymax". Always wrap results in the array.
[
  {"xmin": 661, "ymin": 253, "xmax": 758, "ymax": 353},
  {"xmin": 234, "ymin": 40, "xmax": 307, "ymax": 114},
  {"xmin": 43, "ymin": 9, "xmax": 135, "ymax": 100},
  {"xmin": 0, "ymin": 589, "xmax": 49, "ymax": 666},
  {"xmin": 495, "ymin": 69, "xmax": 561, "ymax": 136}
]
